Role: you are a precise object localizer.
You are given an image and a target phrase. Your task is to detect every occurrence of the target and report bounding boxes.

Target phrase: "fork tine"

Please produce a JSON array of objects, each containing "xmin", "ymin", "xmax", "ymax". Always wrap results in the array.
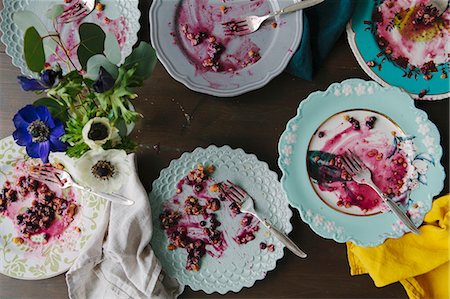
[
  {"xmin": 221, "ymin": 20, "xmax": 246, "ymax": 26},
  {"xmin": 28, "ymin": 173, "xmax": 59, "ymax": 185},
  {"xmin": 226, "ymin": 180, "xmax": 246, "ymax": 197},
  {"xmin": 224, "ymin": 192, "xmax": 241, "ymax": 203},
  {"xmin": 221, "ymin": 182, "xmax": 243, "ymax": 204},
  {"xmin": 222, "ymin": 24, "xmax": 248, "ymax": 30},
  {"xmin": 340, "ymin": 154, "xmax": 356, "ymax": 175},
  {"xmin": 348, "ymin": 149, "xmax": 365, "ymax": 169},
  {"xmin": 345, "ymin": 151, "xmax": 362, "ymax": 171},
  {"xmin": 63, "ymin": 9, "xmax": 88, "ymax": 23}
]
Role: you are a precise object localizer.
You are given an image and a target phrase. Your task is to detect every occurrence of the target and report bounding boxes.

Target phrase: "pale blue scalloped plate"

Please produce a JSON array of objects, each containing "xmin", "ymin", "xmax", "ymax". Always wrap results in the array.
[
  {"xmin": 149, "ymin": 145, "xmax": 293, "ymax": 294},
  {"xmin": 278, "ymin": 79, "xmax": 445, "ymax": 247},
  {"xmin": 0, "ymin": 0, "xmax": 140, "ymax": 76},
  {"xmin": 149, "ymin": 0, "xmax": 302, "ymax": 97}
]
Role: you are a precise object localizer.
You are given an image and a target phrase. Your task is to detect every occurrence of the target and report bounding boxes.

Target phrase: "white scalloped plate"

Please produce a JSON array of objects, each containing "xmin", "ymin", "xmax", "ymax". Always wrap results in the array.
[
  {"xmin": 149, "ymin": 0, "xmax": 303, "ymax": 97},
  {"xmin": 149, "ymin": 145, "xmax": 293, "ymax": 294},
  {"xmin": 0, "ymin": 0, "xmax": 140, "ymax": 76}
]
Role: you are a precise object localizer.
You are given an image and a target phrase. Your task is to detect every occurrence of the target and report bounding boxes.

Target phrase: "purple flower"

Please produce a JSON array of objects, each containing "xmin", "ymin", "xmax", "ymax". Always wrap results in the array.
[
  {"xmin": 17, "ymin": 69, "xmax": 62, "ymax": 91},
  {"xmin": 93, "ymin": 67, "xmax": 115, "ymax": 93},
  {"xmin": 12, "ymin": 105, "xmax": 67, "ymax": 163}
]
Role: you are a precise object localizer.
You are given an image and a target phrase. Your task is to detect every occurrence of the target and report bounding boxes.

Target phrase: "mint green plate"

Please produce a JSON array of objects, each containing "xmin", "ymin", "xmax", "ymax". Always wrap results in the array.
[
  {"xmin": 278, "ymin": 79, "xmax": 444, "ymax": 247},
  {"xmin": 149, "ymin": 146, "xmax": 293, "ymax": 294}
]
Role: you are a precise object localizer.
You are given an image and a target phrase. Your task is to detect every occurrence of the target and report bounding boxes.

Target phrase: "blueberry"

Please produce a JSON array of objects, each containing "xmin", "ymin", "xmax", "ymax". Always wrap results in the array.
[{"xmin": 193, "ymin": 184, "xmax": 203, "ymax": 192}]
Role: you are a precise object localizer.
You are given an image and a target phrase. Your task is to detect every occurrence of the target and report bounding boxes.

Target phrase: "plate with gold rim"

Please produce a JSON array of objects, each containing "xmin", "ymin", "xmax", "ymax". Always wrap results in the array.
[{"xmin": 278, "ymin": 79, "xmax": 445, "ymax": 246}]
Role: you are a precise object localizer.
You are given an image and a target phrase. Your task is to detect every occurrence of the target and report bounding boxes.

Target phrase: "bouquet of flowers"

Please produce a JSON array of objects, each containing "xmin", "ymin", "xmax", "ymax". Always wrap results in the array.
[{"xmin": 11, "ymin": 2, "xmax": 156, "ymax": 192}]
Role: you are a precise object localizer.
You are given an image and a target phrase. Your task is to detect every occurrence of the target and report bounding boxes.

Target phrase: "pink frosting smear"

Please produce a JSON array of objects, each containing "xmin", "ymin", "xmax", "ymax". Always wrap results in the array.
[
  {"xmin": 0, "ymin": 161, "xmax": 79, "ymax": 248},
  {"xmin": 174, "ymin": 0, "xmax": 273, "ymax": 74}
]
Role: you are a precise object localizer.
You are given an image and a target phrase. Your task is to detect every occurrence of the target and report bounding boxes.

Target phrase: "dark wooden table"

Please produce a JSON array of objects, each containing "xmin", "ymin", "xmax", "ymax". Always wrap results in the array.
[{"xmin": 0, "ymin": 1, "xmax": 448, "ymax": 298}]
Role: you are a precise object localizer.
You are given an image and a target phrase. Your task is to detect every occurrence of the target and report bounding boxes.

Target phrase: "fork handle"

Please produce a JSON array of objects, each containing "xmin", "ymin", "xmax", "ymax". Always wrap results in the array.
[
  {"xmin": 262, "ymin": 219, "xmax": 307, "ymax": 258},
  {"xmin": 368, "ymin": 183, "xmax": 420, "ymax": 234},
  {"xmin": 271, "ymin": 0, "xmax": 325, "ymax": 17},
  {"xmin": 73, "ymin": 183, "xmax": 135, "ymax": 206}
]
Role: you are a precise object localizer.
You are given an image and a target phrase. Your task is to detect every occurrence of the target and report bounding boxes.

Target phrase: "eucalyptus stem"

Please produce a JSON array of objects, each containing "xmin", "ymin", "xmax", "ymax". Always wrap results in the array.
[{"xmin": 52, "ymin": 19, "xmax": 79, "ymax": 72}]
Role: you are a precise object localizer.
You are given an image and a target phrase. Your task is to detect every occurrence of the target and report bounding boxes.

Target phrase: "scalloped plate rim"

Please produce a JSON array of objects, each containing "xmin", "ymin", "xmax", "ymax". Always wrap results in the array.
[
  {"xmin": 149, "ymin": 0, "xmax": 303, "ymax": 97},
  {"xmin": 346, "ymin": 2, "xmax": 450, "ymax": 101},
  {"xmin": 149, "ymin": 144, "xmax": 293, "ymax": 294},
  {"xmin": 0, "ymin": 0, "xmax": 140, "ymax": 76},
  {"xmin": 277, "ymin": 79, "xmax": 445, "ymax": 246}
]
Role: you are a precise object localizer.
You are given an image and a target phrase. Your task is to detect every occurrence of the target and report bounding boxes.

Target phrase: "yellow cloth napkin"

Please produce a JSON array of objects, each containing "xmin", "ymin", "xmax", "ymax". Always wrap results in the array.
[{"xmin": 347, "ymin": 195, "xmax": 449, "ymax": 299}]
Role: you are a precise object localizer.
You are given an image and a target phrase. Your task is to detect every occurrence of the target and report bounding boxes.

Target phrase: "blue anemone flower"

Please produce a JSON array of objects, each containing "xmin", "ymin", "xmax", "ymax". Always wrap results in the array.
[
  {"xmin": 17, "ymin": 69, "xmax": 62, "ymax": 91},
  {"xmin": 93, "ymin": 67, "xmax": 115, "ymax": 93},
  {"xmin": 12, "ymin": 105, "xmax": 67, "ymax": 163}
]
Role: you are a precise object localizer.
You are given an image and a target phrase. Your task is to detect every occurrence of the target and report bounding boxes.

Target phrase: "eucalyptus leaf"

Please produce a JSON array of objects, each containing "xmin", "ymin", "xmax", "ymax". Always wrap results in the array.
[
  {"xmin": 123, "ymin": 42, "xmax": 157, "ymax": 80},
  {"xmin": 42, "ymin": 31, "xmax": 59, "ymax": 59},
  {"xmin": 13, "ymin": 10, "xmax": 58, "ymax": 62},
  {"xmin": 46, "ymin": 4, "xmax": 65, "ymax": 20},
  {"xmin": 86, "ymin": 54, "xmax": 119, "ymax": 80},
  {"xmin": 104, "ymin": 32, "xmax": 121, "ymax": 65},
  {"xmin": 33, "ymin": 98, "xmax": 69, "ymax": 123},
  {"xmin": 24, "ymin": 27, "xmax": 45, "ymax": 73},
  {"xmin": 13, "ymin": 10, "xmax": 47, "ymax": 36},
  {"xmin": 77, "ymin": 23, "xmax": 106, "ymax": 70}
]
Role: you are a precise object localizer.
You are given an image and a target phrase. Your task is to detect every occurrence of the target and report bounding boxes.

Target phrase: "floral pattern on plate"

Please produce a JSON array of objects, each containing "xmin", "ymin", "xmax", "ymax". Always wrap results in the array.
[
  {"xmin": 0, "ymin": 136, "xmax": 107, "ymax": 280},
  {"xmin": 278, "ymin": 79, "xmax": 445, "ymax": 246},
  {"xmin": 150, "ymin": 145, "xmax": 293, "ymax": 294}
]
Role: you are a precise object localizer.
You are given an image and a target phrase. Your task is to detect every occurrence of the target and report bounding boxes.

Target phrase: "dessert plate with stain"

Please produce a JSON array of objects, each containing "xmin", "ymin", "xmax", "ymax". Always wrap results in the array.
[
  {"xmin": 278, "ymin": 79, "xmax": 444, "ymax": 246},
  {"xmin": 149, "ymin": 145, "xmax": 293, "ymax": 294},
  {"xmin": 347, "ymin": 0, "xmax": 449, "ymax": 100},
  {"xmin": 0, "ymin": 136, "xmax": 107, "ymax": 280},
  {"xmin": 150, "ymin": 0, "xmax": 303, "ymax": 97}
]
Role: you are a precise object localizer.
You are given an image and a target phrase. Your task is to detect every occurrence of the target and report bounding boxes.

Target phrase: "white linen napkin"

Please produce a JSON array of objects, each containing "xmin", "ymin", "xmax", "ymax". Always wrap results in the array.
[{"xmin": 61, "ymin": 153, "xmax": 183, "ymax": 299}]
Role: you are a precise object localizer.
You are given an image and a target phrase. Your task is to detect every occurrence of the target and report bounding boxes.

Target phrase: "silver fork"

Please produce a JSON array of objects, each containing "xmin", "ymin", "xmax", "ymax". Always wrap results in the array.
[
  {"xmin": 341, "ymin": 149, "xmax": 420, "ymax": 234},
  {"xmin": 221, "ymin": 180, "xmax": 307, "ymax": 258},
  {"xmin": 29, "ymin": 165, "xmax": 134, "ymax": 206},
  {"xmin": 59, "ymin": 0, "xmax": 96, "ymax": 24},
  {"xmin": 222, "ymin": 0, "xmax": 324, "ymax": 36}
]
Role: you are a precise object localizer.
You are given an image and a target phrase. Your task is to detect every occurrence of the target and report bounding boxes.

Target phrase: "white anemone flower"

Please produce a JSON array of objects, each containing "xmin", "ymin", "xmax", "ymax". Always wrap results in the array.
[
  {"xmin": 82, "ymin": 117, "xmax": 120, "ymax": 150},
  {"xmin": 75, "ymin": 149, "xmax": 130, "ymax": 193}
]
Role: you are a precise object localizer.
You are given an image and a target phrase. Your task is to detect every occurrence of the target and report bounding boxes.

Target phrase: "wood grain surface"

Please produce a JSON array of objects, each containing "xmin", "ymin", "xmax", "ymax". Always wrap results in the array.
[{"xmin": 0, "ymin": 1, "xmax": 448, "ymax": 298}]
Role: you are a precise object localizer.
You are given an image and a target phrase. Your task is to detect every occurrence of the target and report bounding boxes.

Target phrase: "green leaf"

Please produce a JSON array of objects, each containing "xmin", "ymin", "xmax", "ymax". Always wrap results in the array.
[
  {"xmin": 104, "ymin": 32, "xmax": 121, "ymax": 65},
  {"xmin": 65, "ymin": 142, "xmax": 90, "ymax": 158},
  {"xmin": 123, "ymin": 42, "xmax": 157, "ymax": 80},
  {"xmin": 33, "ymin": 98, "xmax": 69, "ymax": 123},
  {"xmin": 13, "ymin": 10, "xmax": 47, "ymax": 35},
  {"xmin": 85, "ymin": 54, "xmax": 119, "ymax": 80},
  {"xmin": 13, "ymin": 10, "xmax": 57, "ymax": 60},
  {"xmin": 24, "ymin": 27, "xmax": 45, "ymax": 73},
  {"xmin": 46, "ymin": 5, "xmax": 65, "ymax": 20},
  {"xmin": 77, "ymin": 23, "xmax": 106, "ymax": 70}
]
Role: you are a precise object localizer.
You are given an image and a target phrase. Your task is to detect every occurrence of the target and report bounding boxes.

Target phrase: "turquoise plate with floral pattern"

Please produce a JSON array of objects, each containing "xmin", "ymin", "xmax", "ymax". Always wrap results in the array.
[
  {"xmin": 0, "ymin": 136, "xmax": 107, "ymax": 280},
  {"xmin": 347, "ymin": 0, "xmax": 450, "ymax": 101},
  {"xmin": 278, "ymin": 79, "xmax": 444, "ymax": 247}
]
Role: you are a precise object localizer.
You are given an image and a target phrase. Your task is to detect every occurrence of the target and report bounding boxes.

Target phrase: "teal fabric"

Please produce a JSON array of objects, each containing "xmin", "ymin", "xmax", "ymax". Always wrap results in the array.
[{"xmin": 287, "ymin": 0, "xmax": 356, "ymax": 80}]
